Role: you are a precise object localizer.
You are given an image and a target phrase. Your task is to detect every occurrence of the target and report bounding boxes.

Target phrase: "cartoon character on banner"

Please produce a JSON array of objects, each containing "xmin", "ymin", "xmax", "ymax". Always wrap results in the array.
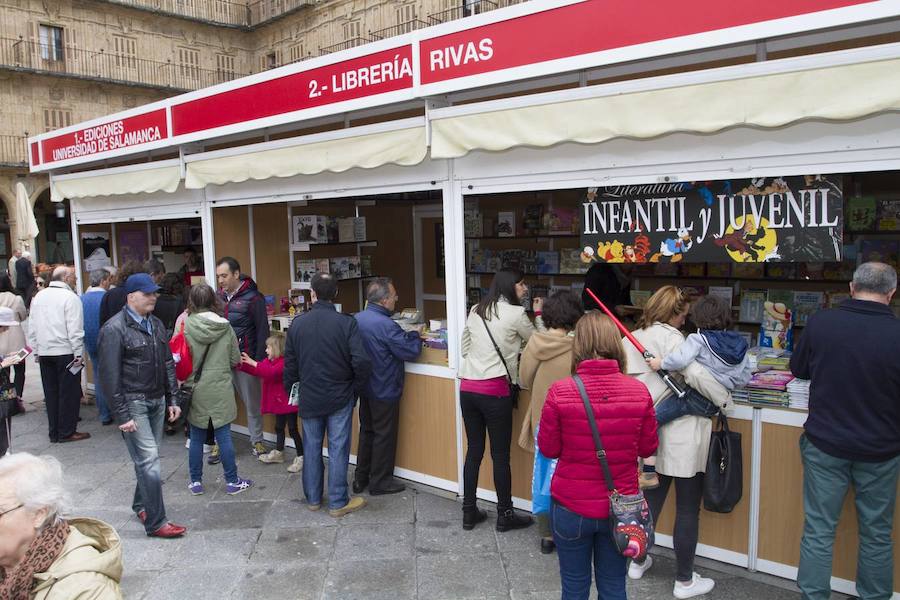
[
  {"xmin": 759, "ymin": 301, "xmax": 793, "ymax": 351},
  {"xmin": 648, "ymin": 228, "xmax": 693, "ymax": 263},
  {"xmin": 581, "ymin": 233, "xmax": 652, "ymax": 264},
  {"xmin": 714, "ymin": 215, "xmax": 780, "ymax": 263}
]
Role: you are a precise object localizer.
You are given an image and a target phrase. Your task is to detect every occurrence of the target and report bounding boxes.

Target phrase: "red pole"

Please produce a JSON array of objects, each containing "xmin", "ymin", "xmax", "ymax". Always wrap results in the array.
[{"xmin": 584, "ymin": 286, "xmax": 686, "ymax": 398}]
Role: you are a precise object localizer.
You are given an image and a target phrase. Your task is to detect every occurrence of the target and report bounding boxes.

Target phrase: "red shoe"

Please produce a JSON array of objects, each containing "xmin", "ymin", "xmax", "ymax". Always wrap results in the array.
[
  {"xmin": 148, "ymin": 523, "xmax": 186, "ymax": 538},
  {"xmin": 137, "ymin": 510, "xmax": 147, "ymax": 524}
]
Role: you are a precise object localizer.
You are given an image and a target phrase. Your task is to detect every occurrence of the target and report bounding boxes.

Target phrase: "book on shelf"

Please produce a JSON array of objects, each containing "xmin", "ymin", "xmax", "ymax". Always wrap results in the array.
[
  {"xmin": 360, "ymin": 254, "xmax": 374, "ymax": 277},
  {"xmin": 314, "ymin": 258, "xmax": 330, "ymax": 274},
  {"xmin": 793, "ymin": 291, "xmax": 825, "ymax": 327},
  {"xmin": 731, "ymin": 262, "xmax": 765, "ymax": 279},
  {"xmin": 847, "ymin": 196, "xmax": 877, "ymax": 231},
  {"xmin": 679, "ymin": 263, "xmax": 706, "ymax": 278},
  {"xmin": 706, "ymin": 263, "xmax": 732, "ymax": 278},
  {"xmin": 531, "ymin": 284, "xmax": 550, "ymax": 299},
  {"xmin": 292, "ymin": 215, "xmax": 320, "ymax": 243},
  {"xmin": 799, "ymin": 262, "xmax": 825, "ymax": 280},
  {"xmin": 353, "ymin": 217, "xmax": 367, "ymax": 241},
  {"xmin": 497, "ymin": 211, "xmax": 516, "ymax": 237},
  {"xmin": 550, "ymin": 284, "xmax": 570, "ymax": 297},
  {"xmin": 337, "ymin": 218, "xmax": 355, "ymax": 243},
  {"xmin": 559, "ymin": 249, "xmax": 588, "ymax": 274},
  {"xmin": 765, "ymin": 263, "xmax": 797, "ymax": 279},
  {"xmin": 876, "ymin": 198, "xmax": 900, "ymax": 231},
  {"xmin": 264, "ymin": 295, "xmax": 275, "ymax": 317},
  {"xmin": 325, "ymin": 217, "xmax": 340, "ymax": 243},
  {"xmin": 653, "ymin": 261, "xmax": 679, "ymax": 276},
  {"xmin": 739, "ymin": 290, "xmax": 767, "ymax": 323},
  {"xmin": 707, "ymin": 285, "xmax": 734, "ymax": 307},
  {"xmin": 827, "ymin": 291, "xmax": 850, "ymax": 307},
  {"xmin": 859, "ymin": 239, "xmax": 899, "ymax": 269},
  {"xmin": 464, "ymin": 210, "xmax": 483, "ymax": 237},
  {"xmin": 536, "ymin": 251, "xmax": 560, "ymax": 274},
  {"xmin": 680, "ymin": 286, "xmax": 706, "ymax": 300},
  {"xmin": 822, "ymin": 261, "xmax": 854, "ymax": 280},
  {"xmin": 570, "ymin": 281, "xmax": 585, "ymax": 295},
  {"xmin": 467, "ymin": 287, "xmax": 483, "ymax": 306},
  {"xmin": 522, "ymin": 204, "xmax": 544, "ymax": 234},
  {"xmin": 629, "ymin": 290, "xmax": 651, "ymax": 308},
  {"xmin": 760, "ymin": 300, "xmax": 794, "ymax": 351},
  {"xmin": 545, "ymin": 207, "xmax": 576, "ymax": 235},
  {"xmin": 346, "ymin": 255, "xmax": 361, "ymax": 279},
  {"xmin": 329, "ymin": 257, "xmax": 350, "ymax": 280},
  {"xmin": 294, "ymin": 259, "xmax": 316, "ymax": 283},
  {"xmin": 315, "ymin": 216, "xmax": 328, "ymax": 242}
]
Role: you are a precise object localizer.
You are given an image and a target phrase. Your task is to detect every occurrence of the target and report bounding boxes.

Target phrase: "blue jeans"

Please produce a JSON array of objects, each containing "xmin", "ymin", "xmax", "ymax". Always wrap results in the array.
[
  {"xmin": 798, "ymin": 435, "xmax": 900, "ymax": 600},
  {"xmin": 301, "ymin": 400, "xmax": 354, "ymax": 510},
  {"xmin": 120, "ymin": 397, "xmax": 167, "ymax": 534},
  {"xmin": 188, "ymin": 421, "xmax": 239, "ymax": 484},
  {"xmin": 654, "ymin": 387, "xmax": 719, "ymax": 426},
  {"xmin": 87, "ymin": 349, "xmax": 111, "ymax": 422},
  {"xmin": 551, "ymin": 501, "xmax": 627, "ymax": 600}
]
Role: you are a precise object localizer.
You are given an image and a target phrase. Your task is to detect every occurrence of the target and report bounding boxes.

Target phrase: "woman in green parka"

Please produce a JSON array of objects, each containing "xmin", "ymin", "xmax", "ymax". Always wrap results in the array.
[{"xmin": 183, "ymin": 284, "xmax": 253, "ymax": 497}]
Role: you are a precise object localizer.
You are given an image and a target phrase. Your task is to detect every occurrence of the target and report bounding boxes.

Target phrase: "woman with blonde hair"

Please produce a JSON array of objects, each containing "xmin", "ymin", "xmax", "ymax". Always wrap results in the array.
[
  {"xmin": 538, "ymin": 312, "xmax": 657, "ymax": 600},
  {"xmin": 624, "ymin": 285, "xmax": 731, "ymax": 598}
]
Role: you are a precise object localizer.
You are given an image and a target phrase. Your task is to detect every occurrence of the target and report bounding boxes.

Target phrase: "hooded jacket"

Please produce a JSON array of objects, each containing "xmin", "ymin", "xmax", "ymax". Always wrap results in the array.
[
  {"xmin": 517, "ymin": 330, "xmax": 574, "ymax": 451},
  {"xmin": 30, "ymin": 518, "xmax": 123, "ymax": 600},
  {"xmin": 220, "ymin": 276, "xmax": 269, "ymax": 360},
  {"xmin": 184, "ymin": 311, "xmax": 240, "ymax": 429},
  {"xmin": 538, "ymin": 359, "xmax": 657, "ymax": 519},
  {"xmin": 660, "ymin": 330, "xmax": 752, "ymax": 391}
]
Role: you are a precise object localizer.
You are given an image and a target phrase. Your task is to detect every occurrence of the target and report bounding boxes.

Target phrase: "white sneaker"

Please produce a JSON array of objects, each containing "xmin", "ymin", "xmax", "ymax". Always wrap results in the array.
[
  {"xmin": 287, "ymin": 456, "xmax": 303, "ymax": 473},
  {"xmin": 203, "ymin": 444, "xmax": 213, "ymax": 454},
  {"xmin": 673, "ymin": 573, "xmax": 715, "ymax": 599},
  {"xmin": 628, "ymin": 555, "xmax": 653, "ymax": 580},
  {"xmin": 184, "ymin": 439, "xmax": 190, "ymax": 449}
]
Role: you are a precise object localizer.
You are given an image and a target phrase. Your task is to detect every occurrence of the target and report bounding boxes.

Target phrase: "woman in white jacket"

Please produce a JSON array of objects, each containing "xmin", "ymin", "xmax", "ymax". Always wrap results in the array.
[
  {"xmin": 623, "ymin": 286, "xmax": 731, "ymax": 599},
  {"xmin": 459, "ymin": 267, "xmax": 543, "ymax": 532}
]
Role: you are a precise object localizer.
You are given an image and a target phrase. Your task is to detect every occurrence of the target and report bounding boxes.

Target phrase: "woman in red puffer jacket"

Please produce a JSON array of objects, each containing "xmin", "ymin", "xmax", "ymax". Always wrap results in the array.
[{"xmin": 538, "ymin": 311, "xmax": 658, "ymax": 600}]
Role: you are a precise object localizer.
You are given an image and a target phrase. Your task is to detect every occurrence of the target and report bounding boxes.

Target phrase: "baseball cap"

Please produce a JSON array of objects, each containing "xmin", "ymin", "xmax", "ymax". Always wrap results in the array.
[{"xmin": 125, "ymin": 273, "xmax": 161, "ymax": 294}]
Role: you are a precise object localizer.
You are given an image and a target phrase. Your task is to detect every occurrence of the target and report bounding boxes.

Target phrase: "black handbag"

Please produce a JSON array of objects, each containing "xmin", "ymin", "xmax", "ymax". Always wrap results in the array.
[
  {"xmin": 0, "ymin": 382, "xmax": 20, "ymax": 419},
  {"xmin": 176, "ymin": 345, "xmax": 208, "ymax": 418},
  {"xmin": 479, "ymin": 315, "xmax": 520, "ymax": 407},
  {"xmin": 573, "ymin": 375, "xmax": 655, "ymax": 561},
  {"xmin": 703, "ymin": 411, "xmax": 743, "ymax": 513}
]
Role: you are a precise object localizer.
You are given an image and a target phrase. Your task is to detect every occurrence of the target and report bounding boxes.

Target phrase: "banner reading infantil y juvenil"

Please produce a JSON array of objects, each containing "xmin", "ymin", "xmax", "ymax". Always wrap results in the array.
[{"xmin": 579, "ymin": 175, "xmax": 843, "ymax": 264}]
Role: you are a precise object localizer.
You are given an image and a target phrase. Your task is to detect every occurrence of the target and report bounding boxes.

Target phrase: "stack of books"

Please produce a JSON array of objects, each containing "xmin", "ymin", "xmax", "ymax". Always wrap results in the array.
[
  {"xmin": 787, "ymin": 378, "xmax": 810, "ymax": 410},
  {"xmin": 739, "ymin": 370, "xmax": 796, "ymax": 407}
]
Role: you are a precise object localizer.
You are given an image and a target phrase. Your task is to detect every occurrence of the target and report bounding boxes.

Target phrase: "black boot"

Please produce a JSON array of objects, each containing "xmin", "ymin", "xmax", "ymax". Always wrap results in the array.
[
  {"xmin": 462, "ymin": 506, "xmax": 487, "ymax": 530},
  {"xmin": 496, "ymin": 508, "xmax": 534, "ymax": 532}
]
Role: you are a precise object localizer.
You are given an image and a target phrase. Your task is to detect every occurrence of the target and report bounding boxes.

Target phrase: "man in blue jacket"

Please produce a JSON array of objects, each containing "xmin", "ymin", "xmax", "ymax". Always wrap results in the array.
[
  {"xmin": 284, "ymin": 273, "xmax": 372, "ymax": 517},
  {"xmin": 352, "ymin": 278, "xmax": 421, "ymax": 495},
  {"xmin": 790, "ymin": 261, "xmax": 899, "ymax": 600}
]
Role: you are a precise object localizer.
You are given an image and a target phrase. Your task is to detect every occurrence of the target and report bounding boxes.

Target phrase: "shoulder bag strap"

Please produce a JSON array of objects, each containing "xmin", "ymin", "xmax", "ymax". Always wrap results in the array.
[
  {"xmin": 479, "ymin": 314, "xmax": 514, "ymax": 384},
  {"xmin": 573, "ymin": 374, "xmax": 617, "ymax": 493}
]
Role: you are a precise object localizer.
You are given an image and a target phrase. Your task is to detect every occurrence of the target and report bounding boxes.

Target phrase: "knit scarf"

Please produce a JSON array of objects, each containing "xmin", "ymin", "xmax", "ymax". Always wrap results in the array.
[{"xmin": 0, "ymin": 518, "xmax": 69, "ymax": 600}]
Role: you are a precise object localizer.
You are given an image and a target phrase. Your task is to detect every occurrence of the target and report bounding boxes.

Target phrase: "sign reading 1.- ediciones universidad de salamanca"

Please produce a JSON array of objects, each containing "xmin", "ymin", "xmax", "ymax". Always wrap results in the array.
[{"xmin": 579, "ymin": 175, "xmax": 843, "ymax": 264}]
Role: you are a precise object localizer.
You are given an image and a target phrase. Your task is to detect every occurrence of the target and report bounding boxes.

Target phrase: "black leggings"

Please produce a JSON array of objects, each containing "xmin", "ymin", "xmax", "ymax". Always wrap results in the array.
[
  {"xmin": 2, "ymin": 363, "xmax": 25, "ymax": 399},
  {"xmin": 643, "ymin": 473, "xmax": 704, "ymax": 582},
  {"xmin": 275, "ymin": 413, "xmax": 303, "ymax": 455},
  {"xmin": 460, "ymin": 391, "xmax": 514, "ymax": 511}
]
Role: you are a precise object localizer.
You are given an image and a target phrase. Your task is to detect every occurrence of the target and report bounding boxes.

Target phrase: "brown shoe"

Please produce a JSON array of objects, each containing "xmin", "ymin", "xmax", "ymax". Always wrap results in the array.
[
  {"xmin": 148, "ymin": 523, "xmax": 186, "ymax": 538},
  {"xmin": 639, "ymin": 472, "xmax": 659, "ymax": 490},
  {"xmin": 328, "ymin": 496, "xmax": 366, "ymax": 517},
  {"xmin": 58, "ymin": 432, "xmax": 91, "ymax": 443}
]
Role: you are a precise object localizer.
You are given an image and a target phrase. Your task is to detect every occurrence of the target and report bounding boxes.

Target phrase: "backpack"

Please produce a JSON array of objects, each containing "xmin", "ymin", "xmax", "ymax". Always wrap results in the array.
[{"xmin": 170, "ymin": 322, "xmax": 193, "ymax": 382}]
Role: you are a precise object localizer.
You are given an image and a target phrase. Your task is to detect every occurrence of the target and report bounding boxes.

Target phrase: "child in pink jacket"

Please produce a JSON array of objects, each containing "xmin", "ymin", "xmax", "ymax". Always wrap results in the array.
[{"xmin": 240, "ymin": 332, "xmax": 303, "ymax": 472}]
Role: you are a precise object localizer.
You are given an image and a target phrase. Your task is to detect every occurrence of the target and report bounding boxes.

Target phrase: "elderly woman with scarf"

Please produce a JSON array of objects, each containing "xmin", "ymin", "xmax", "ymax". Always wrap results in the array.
[{"xmin": 0, "ymin": 453, "xmax": 123, "ymax": 599}]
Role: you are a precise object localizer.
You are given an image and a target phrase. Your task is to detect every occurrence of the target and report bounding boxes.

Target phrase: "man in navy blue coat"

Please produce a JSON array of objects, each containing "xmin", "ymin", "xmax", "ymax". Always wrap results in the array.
[{"xmin": 352, "ymin": 278, "xmax": 422, "ymax": 495}]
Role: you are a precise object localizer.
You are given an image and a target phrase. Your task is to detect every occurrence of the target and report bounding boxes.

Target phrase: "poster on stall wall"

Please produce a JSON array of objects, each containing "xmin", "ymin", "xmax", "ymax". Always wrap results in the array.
[
  {"xmin": 81, "ymin": 232, "xmax": 111, "ymax": 273},
  {"xmin": 580, "ymin": 175, "xmax": 843, "ymax": 264},
  {"xmin": 117, "ymin": 228, "xmax": 149, "ymax": 265}
]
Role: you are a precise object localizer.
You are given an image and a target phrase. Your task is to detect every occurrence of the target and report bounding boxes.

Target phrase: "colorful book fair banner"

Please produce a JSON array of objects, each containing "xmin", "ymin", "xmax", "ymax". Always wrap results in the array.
[{"xmin": 580, "ymin": 175, "xmax": 843, "ymax": 264}]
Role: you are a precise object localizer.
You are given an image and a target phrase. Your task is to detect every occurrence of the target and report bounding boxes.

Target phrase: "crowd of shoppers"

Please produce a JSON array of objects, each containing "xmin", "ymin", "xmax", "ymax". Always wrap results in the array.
[{"xmin": 4, "ymin": 248, "xmax": 896, "ymax": 600}]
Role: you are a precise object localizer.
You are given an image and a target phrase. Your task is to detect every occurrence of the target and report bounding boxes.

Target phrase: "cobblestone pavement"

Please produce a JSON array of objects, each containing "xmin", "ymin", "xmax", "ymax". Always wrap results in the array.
[{"xmin": 9, "ymin": 360, "xmax": 825, "ymax": 600}]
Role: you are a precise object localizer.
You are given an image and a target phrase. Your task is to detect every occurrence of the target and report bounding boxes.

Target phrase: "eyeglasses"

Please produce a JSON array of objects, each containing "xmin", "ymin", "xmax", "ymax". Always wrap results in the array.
[{"xmin": 0, "ymin": 504, "xmax": 23, "ymax": 520}]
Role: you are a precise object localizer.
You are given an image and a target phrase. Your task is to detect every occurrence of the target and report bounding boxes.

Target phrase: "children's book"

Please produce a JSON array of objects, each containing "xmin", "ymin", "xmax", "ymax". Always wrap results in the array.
[
  {"xmin": 679, "ymin": 263, "xmax": 706, "ymax": 278},
  {"xmin": 846, "ymin": 196, "xmax": 877, "ymax": 231},
  {"xmin": 522, "ymin": 204, "xmax": 544, "ymax": 234},
  {"xmin": 876, "ymin": 199, "xmax": 900, "ymax": 231},
  {"xmin": 827, "ymin": 291, "xmax": 850, "ymax": 308},
  {"xmin": 793, "ymin": 291, "xmax": 825, "ymax": 327},
  {"xmin": 760, "ymin": 300, "xmax": 793, "ymax": 351},
  {"xmin": 731, "ymin": 262, "xmax": 765, "ymax": 279},
  {"xmin": 559, "ymin": 249, "xmax": 588, "ymax": 274},
  {"xmin": 546, "ymin": 207, "xmax": 576, "ymax": 235},
  {"xmin": 739, "ymin": 290, "xmax": 767, "ymax": 323},
  {"xmin": 859, "ymin": 239, "xmax": 899, "ymax": 269},
  {"xmin": 708, "ymin": 286, "xmax": 734, "ymax": 307},
  {"xmin": 629, "ymin": 290, "xmax": 651, "ymax": 308},
  {"xmin": 294, "ymin": 259, "xmax": 316, "ymax": 283},
  {"xmin": 536, "ymin": 251, "xmax": 560, "ymax": 274},
  {"xmin": 765, "ymin": 263, "xmax": 797, "ymax": 280},
  {"xmin": 497, "ymin": 211, "xmax": 516, "ymax": 237}
]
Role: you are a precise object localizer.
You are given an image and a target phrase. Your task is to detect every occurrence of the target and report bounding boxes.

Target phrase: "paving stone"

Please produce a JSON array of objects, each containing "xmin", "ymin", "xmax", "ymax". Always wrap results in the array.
[
  {"xmin": 415, "ymin": 518, "xmax": 498, "ymax": 555},
  {"xmin": 231, "ymin": 563, "xmax": 328, "ymax": 599},
  {"xmin": 167, "ymin": 528, "xmax": 261, "ymax": 567},
  {"xmin": 197, "ymin": 499, "xmax": 272, "ymax": 530},
  {"xmin": 339, "ymin": 490, "xmax": 415, "ymax": 525},
  {"xmin": 119, "ymin": 569, "xmax": 160, "ymax": 600},
  {"xmin": 323, "ymin": 558, "xmax": 416, "ymax": 600},
  {"xmin": 250, "ymin": 527, "xmax": 338, "ymax": 564},
  {"xmin": 416, "ymin": 553, "xmax": 509, "ymax": 599},
  {"xmin": 211, "ymin": 474, "xmax": 286, "ymax": 502},
  {"xmin": 264, "ymin": 499, "xmax": 337, "ymax": 529},
  {"xmin": 141, "ymin": 566, "xmax": 246, "ymax": 600},
  {"xmin": 335, "ymin": 522, "xmax": 415, "ymax": 561},
  {"xmin": 502, "ymin": 550, "xmax": 563, "ymax": 593},
  {"xmin": 413, "ymin": 489, "xmax": 464, "ymax": 521}
]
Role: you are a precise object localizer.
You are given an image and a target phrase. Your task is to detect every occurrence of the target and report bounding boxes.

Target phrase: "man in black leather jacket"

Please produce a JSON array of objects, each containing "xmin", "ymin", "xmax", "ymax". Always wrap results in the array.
[{"xmin": 97, "ymin": 273, "xmax": 185, "ymax": 538}]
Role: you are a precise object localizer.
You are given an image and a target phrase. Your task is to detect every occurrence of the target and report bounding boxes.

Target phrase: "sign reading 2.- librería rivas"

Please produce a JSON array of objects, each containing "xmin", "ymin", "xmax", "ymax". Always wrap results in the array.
[{"xmin": 580, "ymin": 175, "xmax": 843, "ymax": 264}]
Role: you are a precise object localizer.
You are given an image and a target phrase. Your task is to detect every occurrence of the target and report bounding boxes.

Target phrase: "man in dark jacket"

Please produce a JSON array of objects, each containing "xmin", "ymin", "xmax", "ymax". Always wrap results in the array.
[
  {"xmin": 284, "ymin": 273, "xmax": 372, "ymax": 517},
  {"xmin": 790, "ymin": 261, "xmax": 899, "ymax": 600},
  {"xmin": 352, "ymin": 278, "xmax": 421, "ymax": 495},
  {"xmin": 216, "ymin": 256, "xmax": 269, "ymax": 456},
  {"xmin": 14, "ymin": 251, "xmax": 34, "ymax": 308},
  {"xmin": 97, "ymin": 273, "xmax": 185, "ymax": 539}
]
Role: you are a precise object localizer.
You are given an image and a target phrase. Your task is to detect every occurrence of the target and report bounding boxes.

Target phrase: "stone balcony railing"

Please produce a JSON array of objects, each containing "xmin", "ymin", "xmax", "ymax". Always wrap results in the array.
[
  {"xmin": 0, "ymin": 36, "xmax": 246, "ymax": 92},
  {"xmin": 0, "ymin": 135, "xmax": 28, "ymax": 167},
  {"xmin": 97, "ymin": 0, "xmax": 316, "ymax": 28}
]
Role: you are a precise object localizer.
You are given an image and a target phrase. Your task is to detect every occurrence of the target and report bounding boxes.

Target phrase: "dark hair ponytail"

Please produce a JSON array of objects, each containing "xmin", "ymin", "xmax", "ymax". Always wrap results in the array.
[{"xmin": 475, "ymin": 267, "xmax": 525, "ymax": 320}]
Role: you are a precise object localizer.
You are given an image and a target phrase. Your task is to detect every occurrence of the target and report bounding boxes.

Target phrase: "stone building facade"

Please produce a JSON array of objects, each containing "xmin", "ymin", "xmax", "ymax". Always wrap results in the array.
[{"xmin": 0, "ymin": 0, "xmax": 518, "ymax": 261}]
